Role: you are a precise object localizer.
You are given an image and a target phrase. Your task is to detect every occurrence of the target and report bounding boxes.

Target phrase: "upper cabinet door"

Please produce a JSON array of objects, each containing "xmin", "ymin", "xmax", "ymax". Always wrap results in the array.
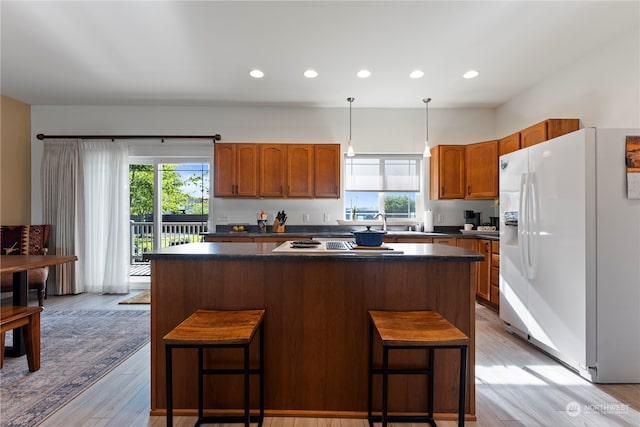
[
  {"xmin": 520, "ymin": 121, "xmax": 548, "ymax": 148},
  {"xmin": 214, "ymin": 143, "xmax": 258, "ymax": 197},
  {"xmin": 465, "ymin": 140, "xmax": 498, "ymax": 199},
  {"xmin": 521, "ymin": 119, "xmax": 580, "ymax": 149},
  {"xmin": 314, "ymin": 144, "xmax": 340, "ymax": 198},
  {"xmin": 499, "ymin": 132, "xmax": 521, "ymax": 156},
  {"xmin": 287, "ymin": 145, "xmax": 314, "ymax": 197},
  {"xmin": 259, "ymin": 144, "xmax": 287, "ymax": 197},
  {"xmin": 214, "ymin": 143, "xmax": 236, "ymax": 197},
  {"xmin": 430, "ymin": 145, "xmax": 465, "ymax": 200},
  {"xmin": 235, "ymin": 144, "xmax": 259, "ymax": 197}
]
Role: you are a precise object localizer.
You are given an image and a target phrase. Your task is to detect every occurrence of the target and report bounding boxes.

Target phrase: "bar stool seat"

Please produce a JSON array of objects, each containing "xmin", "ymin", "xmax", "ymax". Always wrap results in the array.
[
  {"xmin": 164, "ymin": 309, "xmax": 265, "ymax": 427},
  {"xmin": 367, "ymin": 310, "xmax": 469, "ymax": 427}
]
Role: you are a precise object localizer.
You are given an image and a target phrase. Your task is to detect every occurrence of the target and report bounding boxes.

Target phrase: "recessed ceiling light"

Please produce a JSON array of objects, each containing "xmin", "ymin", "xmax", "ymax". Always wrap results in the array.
[
  {"xmin": 304, "ymin": 69, "xmax": 318, "ymax": 79},
  {"xmin": 357, "ymin": 69, "xmax": 371, "ymax": 79},
  {"xmin": 463, "ymin": 70, "xmax": 479, "ymax": 79},
  {"xmin": 249, "ymin": 69, "xmax": 264, "ymax": 78},
  {"xmin": 409, "ymin": 70, "xmax": 424, "ymax": 79}
]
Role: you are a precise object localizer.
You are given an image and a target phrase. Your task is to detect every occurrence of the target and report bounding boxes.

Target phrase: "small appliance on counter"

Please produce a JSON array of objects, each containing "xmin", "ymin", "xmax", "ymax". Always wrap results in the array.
[
  {"xmin": 257, "ymin": 210, "xmax": 268, "ymax": 232},
  {"xmin": 463, "ymin": 210, "xmax": 481, "ymax": 229}
]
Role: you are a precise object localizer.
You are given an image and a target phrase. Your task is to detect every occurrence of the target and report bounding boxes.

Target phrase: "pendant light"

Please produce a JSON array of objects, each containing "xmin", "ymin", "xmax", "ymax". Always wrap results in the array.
[
  {"xmin": 423, "ymin": 97, "xmax": 432, "ymax": 158},
  {"xmin": 346, "ymin": 97, "xmax": 355, "ymax": 157}
]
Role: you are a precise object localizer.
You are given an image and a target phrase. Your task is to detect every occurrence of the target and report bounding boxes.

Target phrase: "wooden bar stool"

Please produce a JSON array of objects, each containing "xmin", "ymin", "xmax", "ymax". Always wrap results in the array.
[
  {"xmin": 367, "ymin": 310, "xmax": 469, "ymax": 427},
  {"xmin": 164, "ymin": 309, "xmax": 265, "ymax": 427},
  {"xmin": 1, "ymin": 306, "xmax": 43, "ymax": 372}
]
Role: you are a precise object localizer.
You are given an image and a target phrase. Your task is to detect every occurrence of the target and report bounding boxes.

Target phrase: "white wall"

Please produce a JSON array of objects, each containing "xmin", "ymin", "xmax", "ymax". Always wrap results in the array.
[
  {"xmin": 496, "ymin": 27, "xmax": 640, "ymax": 135},
  {"xmin": 31, "ymin": 105, "xmax": 496, "ymax": 227}
]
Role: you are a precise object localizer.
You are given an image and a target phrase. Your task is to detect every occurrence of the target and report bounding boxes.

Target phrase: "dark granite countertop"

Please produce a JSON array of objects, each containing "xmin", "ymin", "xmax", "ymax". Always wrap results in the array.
[
  {"xmin": 202, "ymin": 225, "xmax": 500, "ymax": 241},
  {"xmin": 146, "ymin": 242, "xmax": 484, "ymax": 262}
]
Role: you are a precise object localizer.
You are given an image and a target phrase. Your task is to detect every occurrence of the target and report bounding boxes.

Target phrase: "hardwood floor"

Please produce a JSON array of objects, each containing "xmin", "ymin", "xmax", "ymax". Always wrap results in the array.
[{"xmin": 11, "ymin": 292, "xmax": 640, "ymax": 427}]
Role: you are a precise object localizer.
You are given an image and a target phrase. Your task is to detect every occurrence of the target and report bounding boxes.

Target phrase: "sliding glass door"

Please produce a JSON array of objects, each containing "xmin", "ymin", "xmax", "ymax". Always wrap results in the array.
[{"xmin": 129, "ymin": 158, "xmax": 211, "ymax": 275}]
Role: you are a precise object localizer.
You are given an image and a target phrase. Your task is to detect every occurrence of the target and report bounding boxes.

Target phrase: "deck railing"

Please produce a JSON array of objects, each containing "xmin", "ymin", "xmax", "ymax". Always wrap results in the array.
[{"xmin": 130, "ymin": 221, "xmax": 207, "ymax": 263}]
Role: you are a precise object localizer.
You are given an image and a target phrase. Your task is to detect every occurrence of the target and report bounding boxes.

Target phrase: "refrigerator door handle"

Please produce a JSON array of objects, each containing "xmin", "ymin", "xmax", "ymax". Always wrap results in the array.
[
  {"xmin": 519, "ymin": 172, "xmax": 529, "ymax": 278},
  {"xmin": 527, "ymin": 172, "xmax": 539, "ymax": 280}
]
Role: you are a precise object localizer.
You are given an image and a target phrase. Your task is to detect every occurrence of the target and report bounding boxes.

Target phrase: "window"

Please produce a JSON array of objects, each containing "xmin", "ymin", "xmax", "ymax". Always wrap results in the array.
[{"xmin": 345, "ymin": 155, "xmax": 421, "ymax": 220}]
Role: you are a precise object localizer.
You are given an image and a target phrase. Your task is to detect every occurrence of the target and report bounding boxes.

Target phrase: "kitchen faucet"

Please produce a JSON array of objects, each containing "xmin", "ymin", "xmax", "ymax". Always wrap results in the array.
[{"xmin": 374, "ymin": 212, "xmax": 387, "ymax": 231}]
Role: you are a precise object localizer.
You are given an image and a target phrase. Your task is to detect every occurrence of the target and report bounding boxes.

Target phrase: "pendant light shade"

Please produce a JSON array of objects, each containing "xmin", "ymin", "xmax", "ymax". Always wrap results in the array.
[
  {"xmin": 347, "ymin": 97, "xmax": 355, "ymax": 157},
  {"xmin": 423, "ymin": 97, "xmax": 432, "ymax": 158}
]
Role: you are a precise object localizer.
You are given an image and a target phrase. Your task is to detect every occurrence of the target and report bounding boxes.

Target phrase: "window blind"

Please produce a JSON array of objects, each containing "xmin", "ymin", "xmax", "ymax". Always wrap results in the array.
[{"xmin": 345, "ymin": 155, "xmax": 421, "ymax": 192}]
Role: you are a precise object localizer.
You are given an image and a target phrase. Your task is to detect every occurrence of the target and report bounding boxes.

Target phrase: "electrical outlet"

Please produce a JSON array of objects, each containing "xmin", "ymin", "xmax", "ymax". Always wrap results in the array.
[
  {"xmin": 437, "ymin": 214, "xmax": 443, "ymax": 223},
  {"xmin": 217, "ymin": 214, "xmax": 228, "ymax": 221},
  {"xmin": 324, "ymin": 213, "xmax": 330, "ymax": 222},
  {"xmin": 303, "ymin": 213, "xmax": 310, "ymax": 222}
]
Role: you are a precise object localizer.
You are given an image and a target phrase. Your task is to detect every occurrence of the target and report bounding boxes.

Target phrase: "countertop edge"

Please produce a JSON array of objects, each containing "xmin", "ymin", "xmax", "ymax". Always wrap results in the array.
[{"xmin": 145, "ymin": 242, "xmax": 485, "ymax": 262}]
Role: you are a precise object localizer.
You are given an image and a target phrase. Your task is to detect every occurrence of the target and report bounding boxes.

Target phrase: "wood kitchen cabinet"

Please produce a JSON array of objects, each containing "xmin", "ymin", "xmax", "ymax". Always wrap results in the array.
[
  {"xmin": 259, "ymin": 144, "xmax": 287, "ymax": 197},
  {"xmin": 259, "ymin": 144, "xmax": 314, "ymax": 198},
  {"xmin": 520, "ymin": 118, "xmax": 580, "ymax": 148},
  {"xmin": 288, "ymin": 145, "xmax": 314, "ymax": 197},
  {"xmin": 490, "ymin": 240, "xmax": 500, "ymax": 307},
  {"xmin": 465, "ymin": 140, "xmax": 498, "ymax": 199},
  {"xmin": 430, "ymin": 145, "xmax": 465, "ymax": 200},
  {"xmin": 214, "ymin": 143, "xmax": 258, "ymax": 197},
  {"xmin": 433, "ymin": 237, "xmax": 457, "ymax": 246},
  {"xmin": 314, "ymin": 144, "xmax": 340, "ymax": 198},
  {"xmin": 216, "ymin": 143, "xmax": 339, "ymax": 199},
  {"xmin": 499, "ymin": 132, "xmax": 521, "ymax": 155},
  {"xmin": 476, "ymin": 239, "xmax": 491, "ymax": 302}
]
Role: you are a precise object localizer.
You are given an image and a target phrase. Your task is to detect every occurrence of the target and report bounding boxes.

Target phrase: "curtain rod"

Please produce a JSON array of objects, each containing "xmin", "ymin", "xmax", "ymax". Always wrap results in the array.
[{"xmin": 36, "ymin": 133, "xmax": 222, "ymax": 142}]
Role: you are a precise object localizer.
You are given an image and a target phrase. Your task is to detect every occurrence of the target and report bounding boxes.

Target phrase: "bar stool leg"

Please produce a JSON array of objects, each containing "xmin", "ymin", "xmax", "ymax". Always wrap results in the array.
[
  {"xmin": 244, "ymin": 343, "xmax": 250, "ymax": 427},
  {"xmin": 259, "ymin": 321, "xmax": 265, "ymax": 426},
  {"xmin": 198, "ymin": 347, "xmax": 204, "ymax": 422},
  {"xmin": 165, "ymin": 345, "xmax": 173, "ymax": 427},
  {"xmin": 459, "ymin": 346, "xmax": 467, "ymax": 427},
  {"xmin": 382, "ymin": 346, "xmax": 389, "ymax": 427},
  {"xmin": 428, "ymin": 348, "xmax": 435, "ymax": 419},
  {"xmin": 367, "ymin": 323, "xmax": 374, "ymax": 427}
]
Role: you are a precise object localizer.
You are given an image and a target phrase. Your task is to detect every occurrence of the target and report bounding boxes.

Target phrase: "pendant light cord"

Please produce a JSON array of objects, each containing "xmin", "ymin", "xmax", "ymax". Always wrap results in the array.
[
  {"xmin": 347, "ymin": 97, "xmax": 354, "ymax": 141},
  {"xmin": 423, "ymin": 97, "xmax": 431, "ymax": 141}
]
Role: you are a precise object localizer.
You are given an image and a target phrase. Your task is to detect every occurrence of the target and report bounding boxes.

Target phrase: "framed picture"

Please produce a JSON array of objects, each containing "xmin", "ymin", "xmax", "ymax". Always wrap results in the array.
[{"xmin": 627, "ymin": 136, "xmax": 640, "ymax": 199}]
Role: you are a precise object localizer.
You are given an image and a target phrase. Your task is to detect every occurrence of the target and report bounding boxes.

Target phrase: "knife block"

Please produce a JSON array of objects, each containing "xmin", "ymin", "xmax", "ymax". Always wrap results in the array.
[{"xmin": 272, "ymin": 220, "xmax": 285, "ymax": 233}]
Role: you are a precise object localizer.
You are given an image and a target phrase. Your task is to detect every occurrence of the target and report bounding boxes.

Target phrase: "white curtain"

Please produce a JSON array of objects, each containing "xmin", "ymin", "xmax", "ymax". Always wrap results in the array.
[
  {"xmin": 41, "ymin": 139, "xmax": 130, "ymax": 294},
  {"xmin": 80, "ymin": 140, "xmax": 130, "ymax": 294},
  {"xmin": 41, "ymin": 139, "xmax": 83, "ymax": 295}
]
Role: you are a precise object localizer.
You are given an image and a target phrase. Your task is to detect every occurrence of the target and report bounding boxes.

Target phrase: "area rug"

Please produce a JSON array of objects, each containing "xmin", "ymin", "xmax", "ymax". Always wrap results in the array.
[
  {"xmin": 0, "ymin": 309, "xmax": 150, "ymax": 427},
  {"xmin": 118, "ymin": 289, "xmax": 151, "ymax": 304}
]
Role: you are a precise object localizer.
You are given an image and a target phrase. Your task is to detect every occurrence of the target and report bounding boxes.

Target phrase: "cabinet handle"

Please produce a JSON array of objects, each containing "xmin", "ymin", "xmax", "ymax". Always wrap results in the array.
[
  {"xmin": 441, "ymin": 186, "xmax": 445, "ymax": 195},
  {"xmin": 468, "ymin": 186, "xmax": 471, "ymax": 196}
]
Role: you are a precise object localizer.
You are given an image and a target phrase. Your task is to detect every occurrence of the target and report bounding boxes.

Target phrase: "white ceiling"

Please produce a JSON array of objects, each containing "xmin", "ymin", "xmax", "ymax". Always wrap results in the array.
[{"xmin": 1, "ymin": 1, "xmax": 638, "ymax": 109}]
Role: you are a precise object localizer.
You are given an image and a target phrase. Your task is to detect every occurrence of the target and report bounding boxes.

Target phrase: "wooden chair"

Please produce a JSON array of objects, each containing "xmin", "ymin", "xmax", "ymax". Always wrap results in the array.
[
  {"xmin": 164, "ymin": 309, "xmax": 265, "ymax": 427},
  {"xmin": 368, "ymin": 310, "xmax": 469, "ymax": 427},
  {"xmin": 1, "ymin": 306, "xmax": 43, "ymax": 372},
  {"xmin": 1, "ymin": 225, "xmax": 51, "ymax": 307}
]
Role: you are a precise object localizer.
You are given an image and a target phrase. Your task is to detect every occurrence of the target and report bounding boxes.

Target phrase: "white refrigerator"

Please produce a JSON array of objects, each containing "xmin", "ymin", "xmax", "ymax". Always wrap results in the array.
[{"xmin": 499, "ymin": 127, "xmax": 640, "ymax": 383}]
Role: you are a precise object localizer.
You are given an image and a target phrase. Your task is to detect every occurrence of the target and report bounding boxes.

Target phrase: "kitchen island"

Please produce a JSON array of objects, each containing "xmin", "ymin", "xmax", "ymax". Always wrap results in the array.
[{"xmin": 147, "ymin": 241, "xmax": 483, "ymax": 421}]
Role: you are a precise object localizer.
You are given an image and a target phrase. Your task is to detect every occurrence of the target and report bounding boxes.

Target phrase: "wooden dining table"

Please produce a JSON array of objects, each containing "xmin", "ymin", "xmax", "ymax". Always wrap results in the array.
[{"xmin": 1, "ymin": 254, "xmax": 78, "ymax": 356}]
